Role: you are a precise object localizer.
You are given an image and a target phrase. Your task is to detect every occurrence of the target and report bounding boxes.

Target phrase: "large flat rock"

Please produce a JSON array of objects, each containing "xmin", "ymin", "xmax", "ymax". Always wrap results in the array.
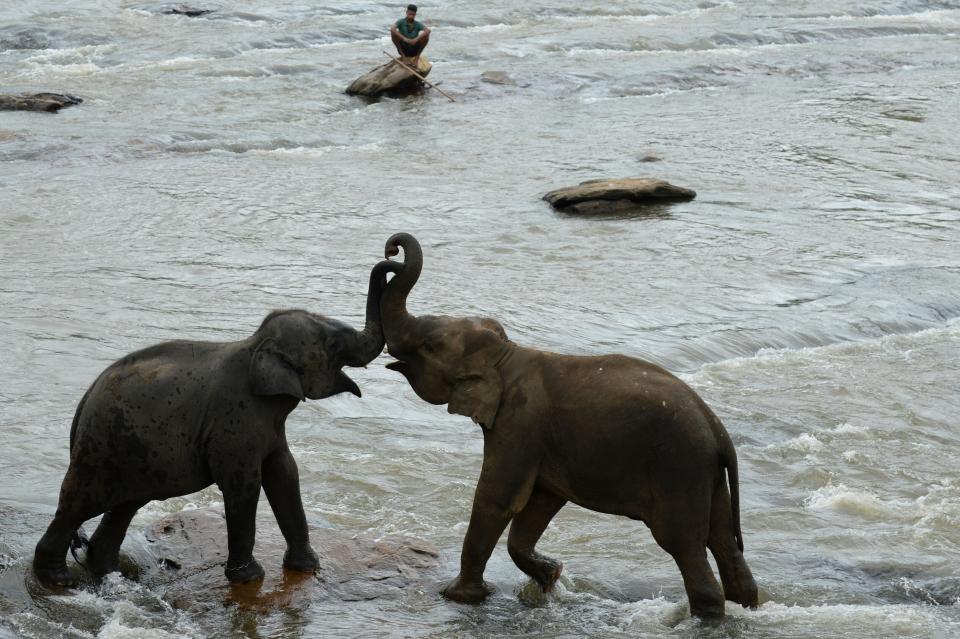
[
  {"xmin": 0, "ymin": 506, "xmax": 441, "ymax": 635},
  {"xmin": 346, "ymin": 57, "xmax": 432, "ymax": 97},
  {"xmin": 0, "ymin": 93, "xmax": 82, "ymax": 113},
  {"xmin": 543, "ymin": 178, "xmax": 696, "ymax": 214},
  {"xmin": 142, "ymin": 509, "xmax": 441, "ymax": 611}
]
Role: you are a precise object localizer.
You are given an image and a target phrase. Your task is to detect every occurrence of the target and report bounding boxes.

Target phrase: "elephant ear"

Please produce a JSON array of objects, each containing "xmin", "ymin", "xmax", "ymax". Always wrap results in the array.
[
  {"xmin": 448, "ymin": 370, "xmax": 502, "ymax": 430},
  {"xmin": 250, "ymin": 340, "xmax": 305, "ymax": 400}
]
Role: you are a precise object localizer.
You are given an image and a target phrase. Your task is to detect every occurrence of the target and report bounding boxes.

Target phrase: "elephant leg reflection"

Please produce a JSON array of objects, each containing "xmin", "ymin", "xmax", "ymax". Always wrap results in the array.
[
  {"xmin": 262, "ymin": 444, "xmax": 319, "ymax": 573},
  {"xmin": 507, "ymin": 487, "xmax": 566, "ymax": 592},
  {"xmin": 87, "ymin": 500, "xmax": 145, "ymax": 577}
]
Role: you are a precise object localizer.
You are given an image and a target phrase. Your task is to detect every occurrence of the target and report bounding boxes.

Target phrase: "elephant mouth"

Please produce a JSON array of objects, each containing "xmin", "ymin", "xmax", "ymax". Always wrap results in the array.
[
  {"xmin": 315, "ymin": 370, "xmax": 361, "ymax": 399},
  {"xmin": 385, "ymin": 360, "xmax": 410, "ymax": 375}
]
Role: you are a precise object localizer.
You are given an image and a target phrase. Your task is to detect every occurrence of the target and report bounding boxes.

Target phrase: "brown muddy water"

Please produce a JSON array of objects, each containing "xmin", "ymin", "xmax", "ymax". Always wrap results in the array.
[{"xmin": 2, "ymin": 0, "xmax": 960, "ymax": 637}]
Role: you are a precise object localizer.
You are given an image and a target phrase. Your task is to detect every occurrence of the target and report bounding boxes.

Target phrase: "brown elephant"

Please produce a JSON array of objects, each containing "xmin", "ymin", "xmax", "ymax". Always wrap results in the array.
[{"xmin": 378, "ymin": 233, "xmax": 758, "ymax": 619}]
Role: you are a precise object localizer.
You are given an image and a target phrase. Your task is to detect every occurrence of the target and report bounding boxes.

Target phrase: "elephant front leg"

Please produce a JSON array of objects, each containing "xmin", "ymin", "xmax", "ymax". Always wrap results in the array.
[
  {"xmin": 507, "ymin": 486, "xmax": 566, "ymax": 593},
  {"xmin": 262, "ymin": 444, "xmax": 318, "ymax": 573},
  {"xmin": 217, "ymin": 469, "xmax": 265, "ymax": 583},
  {"xmin": 443, "ymin": 460, "xmax": 538, "ymax": 604}
]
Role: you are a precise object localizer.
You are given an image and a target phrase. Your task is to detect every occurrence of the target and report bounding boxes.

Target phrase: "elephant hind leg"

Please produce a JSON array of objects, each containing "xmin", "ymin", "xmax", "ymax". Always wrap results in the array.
[
  {"xmin": 649, "ymin": 494, "xmax": 725, "ymax": 619},
  {"xmin": 34, "ymin": 468, "xmax": 107, "ymax": 586},
  {"xmin": 86, "ymin": 500, "xmax": 145, "ymax": 578},
  {"xmin": 707, "ymin": 481, "xmax": 758, "ymax": 608},
  {"xmin": 506, "ymin": 487, "xmax": 566, "ymax": 592},
  {"xmin": 670, "ymin": 547, "xmax": 726, "ymax": 619}
]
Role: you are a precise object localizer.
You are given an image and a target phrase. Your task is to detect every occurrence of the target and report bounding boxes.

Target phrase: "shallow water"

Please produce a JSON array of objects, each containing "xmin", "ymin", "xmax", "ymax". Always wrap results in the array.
[{"xmin": 2, "ymin": 0, "xmax": 960, "ymax": 637}]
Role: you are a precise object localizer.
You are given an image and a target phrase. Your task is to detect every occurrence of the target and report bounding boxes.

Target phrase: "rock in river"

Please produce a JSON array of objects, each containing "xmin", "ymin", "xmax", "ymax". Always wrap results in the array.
[
  {"xmin": 346, "ymin": 57, "xmax": 432, "ymax": 98},
  {"xmin": 0, "ymin": 93, "xmax": 82, "ymax": 113},
  {"xmin": 164, "ymin": 5, "xmax": 213, "ymax": 17},
  {"xmin": 543, "ymin": 178, "xmax": 696, "ymax": 214},
  {"xmin": 481, "ymin": 71, "xmax": 516, "ymax": 86},
  {"xmin": 142, "ymin": 508, "xmax": 441, "ymax": 611}
]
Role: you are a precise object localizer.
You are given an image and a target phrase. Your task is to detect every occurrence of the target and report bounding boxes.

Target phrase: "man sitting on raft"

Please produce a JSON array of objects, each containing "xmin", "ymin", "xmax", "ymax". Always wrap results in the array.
[{"xmin": 391, "ymin": 4, "xmax": 430, "ymax": 67}]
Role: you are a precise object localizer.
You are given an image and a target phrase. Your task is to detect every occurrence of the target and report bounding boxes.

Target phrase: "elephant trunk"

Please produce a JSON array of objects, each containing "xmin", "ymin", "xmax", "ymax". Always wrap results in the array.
[
  {"xmin": 342, "ymin": 259, "xmax": 402, "ymax": 367},
  {"xmin": 379, "ymin": 233, "xmax": 422, "ymax": 347}
]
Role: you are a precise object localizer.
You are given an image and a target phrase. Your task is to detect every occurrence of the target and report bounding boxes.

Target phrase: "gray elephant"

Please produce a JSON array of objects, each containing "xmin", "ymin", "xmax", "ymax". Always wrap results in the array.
[
  {"xmin": 378, "ymin": 233, "xmax": 758, "ymax": 619},
  {"xmin": 33, "ymin": 259, "xmax": 400, "ymax": 587}
]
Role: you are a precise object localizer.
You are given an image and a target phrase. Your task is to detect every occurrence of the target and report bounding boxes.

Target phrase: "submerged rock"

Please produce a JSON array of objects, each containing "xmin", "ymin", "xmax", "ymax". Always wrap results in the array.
[
  {"xmin": 481, "ymin": 70, "xmax": 516, "ymax": 86},
  {"xmin": 142, "ymin": 509, "xmax": 441, "ymax": 611},
  {"xmin": 346, "ymin": 57, "xmax": 432, "ymax": 97},
  {"xmin": 0, "ymin": 93, "xmax": 82, "ymax": 113},
  {"xmin": 543, "ymin": 178, "xmax": 696, "ymax": 214},
  {"xmin": 165, "ymin": 6, "xmax": 214, "ymax": 17},
  {"xmin": 0, "ymin": 28, "xmax": 52, "ymax": 51}
]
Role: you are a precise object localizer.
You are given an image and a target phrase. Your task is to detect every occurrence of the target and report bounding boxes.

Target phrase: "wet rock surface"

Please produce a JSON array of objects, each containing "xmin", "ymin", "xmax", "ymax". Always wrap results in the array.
[
  {"xmin": 346, "ymin": 57, "xmax": 432, "ymax": 97},
  {"xmin": 543, "ymin": 178, "xmax": 696, "ymax": 214},
  {"xmin": 0, "ymin": 506, "xmax": 441, "ymax": 635},
  {"xmin": 142, "ymin": 509, "xmax": 441, "ymax": 611},
  {"xmin": 0, "ymin": 93, "xmax": 83, "ymax": 113}
]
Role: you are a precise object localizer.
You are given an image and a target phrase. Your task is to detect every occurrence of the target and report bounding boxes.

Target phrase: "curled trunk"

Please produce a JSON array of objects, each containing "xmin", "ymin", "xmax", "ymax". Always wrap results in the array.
[
  {"xmin": 379, "ymin": 233, "xmax": 423, "ymax": 347},
  {"xmin": 342, "ymin": 259, "xmax": 402, "ymax": 367}
]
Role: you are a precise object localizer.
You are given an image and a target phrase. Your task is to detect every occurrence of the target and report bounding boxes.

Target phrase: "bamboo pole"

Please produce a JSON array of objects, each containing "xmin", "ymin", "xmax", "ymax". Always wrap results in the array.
[{"xmin": 382, "ymin": 50, "xmax": 456, "ymax": 102}]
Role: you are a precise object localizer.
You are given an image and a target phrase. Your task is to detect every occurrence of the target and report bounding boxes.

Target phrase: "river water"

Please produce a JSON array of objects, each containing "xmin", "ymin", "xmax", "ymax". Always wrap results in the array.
[{"xmin": 2, "ymin": 0, "xmax": 960, "ymax": 637}]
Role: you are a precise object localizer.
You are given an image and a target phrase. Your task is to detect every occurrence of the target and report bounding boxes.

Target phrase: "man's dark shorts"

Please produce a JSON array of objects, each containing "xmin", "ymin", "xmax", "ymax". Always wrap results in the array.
[{"xmin": 398, "ymin": 40, "xmax": 420, "ymax": 57}]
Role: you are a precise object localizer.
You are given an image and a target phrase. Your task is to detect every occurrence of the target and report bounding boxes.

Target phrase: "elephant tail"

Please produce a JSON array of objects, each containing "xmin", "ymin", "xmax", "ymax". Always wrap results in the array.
[
  {"xmin": 717, "ymin": 427, "xmax": 745, "ymax": 552},
  {"xmin": 725, "ymin": 446, "xmax": 744, "ymax": 552},
  {"xmin": 70, "ymin": 527, "xmax": 90, "ymax": 567}
]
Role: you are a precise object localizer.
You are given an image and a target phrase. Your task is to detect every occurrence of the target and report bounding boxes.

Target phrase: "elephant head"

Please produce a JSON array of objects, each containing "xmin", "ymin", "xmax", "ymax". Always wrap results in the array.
[
  {"xmin": 251, "ymin": 259, "xmax": 401, "ymax": 401},
  {"xmin": 380, "ymin": 233, "xmax": 511, "ymax": 429}
]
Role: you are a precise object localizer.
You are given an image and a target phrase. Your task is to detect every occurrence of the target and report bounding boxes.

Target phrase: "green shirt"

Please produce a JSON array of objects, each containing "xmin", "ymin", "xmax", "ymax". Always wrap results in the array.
[{"xmin": 395, "ymin": 18, "xmax": 425, "ymax": 39}]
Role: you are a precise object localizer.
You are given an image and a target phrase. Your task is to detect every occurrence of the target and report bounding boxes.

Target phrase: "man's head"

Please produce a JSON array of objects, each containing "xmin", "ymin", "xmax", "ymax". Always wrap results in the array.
[{"xmin": 406, "ymin": 4, "xmax": 417, "ymax": 20}]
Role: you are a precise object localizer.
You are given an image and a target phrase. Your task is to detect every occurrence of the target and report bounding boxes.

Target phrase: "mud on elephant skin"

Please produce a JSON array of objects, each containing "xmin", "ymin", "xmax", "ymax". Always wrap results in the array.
[
  {"xmin": 378, "ymin": 233, "xmax": 759, "ymax": 619},
  {"xmin": 33, "ymin": 259, "xmax": 401, "ymax": 588}
]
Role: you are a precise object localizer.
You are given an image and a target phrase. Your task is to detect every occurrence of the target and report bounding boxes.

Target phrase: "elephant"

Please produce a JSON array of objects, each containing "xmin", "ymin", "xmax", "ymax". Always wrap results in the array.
[
  {"xmin": 377, "ymin": 233, "xmax": 758, "ymax": 619},
  {"xmin": 33, "ymin": 259, "xmax": 400, "ymax": 588}
]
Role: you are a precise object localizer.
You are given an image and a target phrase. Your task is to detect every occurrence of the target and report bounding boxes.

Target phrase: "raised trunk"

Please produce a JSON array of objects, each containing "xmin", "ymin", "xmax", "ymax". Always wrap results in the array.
[
  {"xmin": 379, "ymin": 232, "xmax": 423, "ymax": 346},
  {"xmin": 342, "ymin": 259, "xmax": 402, "ymax": 367}
]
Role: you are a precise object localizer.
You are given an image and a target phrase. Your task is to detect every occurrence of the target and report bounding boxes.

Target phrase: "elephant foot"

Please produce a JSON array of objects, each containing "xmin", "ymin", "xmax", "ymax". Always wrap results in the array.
[
  {"xmin": 86, "ymin": 547, "xmax": 120, "ymax": 579},
  {"xmin": 283, "ymin": 546, "xmax": 320, "ymax": 573},
  {"xmin": 729, "ymin": 583, "xmax": 759, "ymax": 609},
  {"xmin": 34, "ymin": 563, "xmax": 78, "ymax": 588},
  {"xmin": 441, "ymin": 575, "xmax": 493, "ymax": 604},
  {"xmin": 225, "ymin": 557, "xmax": 265, "ymax": 583},
  {"xmin": 533, "ymin": 558, "xmax": 563, "ymax": 593},
  {"xmin": 689, "ymin": 596, "xmax": 726, "ymax": 621},
  {"xmin": 725, "ymin": 570, "xmax": 759, "ymax": 608}
]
